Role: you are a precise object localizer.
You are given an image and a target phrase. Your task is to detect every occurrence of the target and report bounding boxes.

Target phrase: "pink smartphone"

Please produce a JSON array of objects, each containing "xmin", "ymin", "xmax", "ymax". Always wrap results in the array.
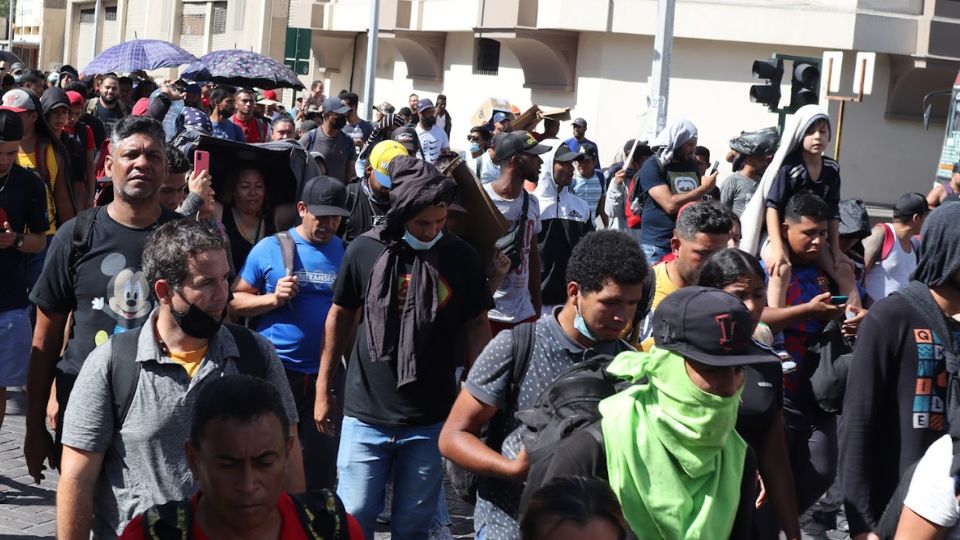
[{"xmin": 194, "ymin": 150, "xmax": 210, "ymax": 175}]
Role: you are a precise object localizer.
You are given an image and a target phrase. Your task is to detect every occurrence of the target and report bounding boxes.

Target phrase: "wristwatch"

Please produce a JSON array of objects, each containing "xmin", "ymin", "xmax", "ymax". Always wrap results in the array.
[{"xmin": 14, "ymin": 232, "xmax": 23, "ymax": 249}]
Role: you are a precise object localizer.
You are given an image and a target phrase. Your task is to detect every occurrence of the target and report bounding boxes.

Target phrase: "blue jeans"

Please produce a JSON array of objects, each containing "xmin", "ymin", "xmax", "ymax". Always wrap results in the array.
[
  {"xmin": 337, "ymin": 416, "xmax": 445, "ymax": 540},
  {"xmin": 641, "ymin": 243, "xmax": 670, "ymax": 265}
]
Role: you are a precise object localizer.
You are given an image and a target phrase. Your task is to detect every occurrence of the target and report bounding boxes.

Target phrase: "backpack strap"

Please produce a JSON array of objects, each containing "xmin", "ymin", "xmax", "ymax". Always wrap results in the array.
[
  {"xmin": 225, "ymin": 324, "xmax": 267, "ymax": 379},
  {"xmin": 109, "ymin": 326, "xmax": 145, "ymax": 428},
  {"xmin": 475, "ymin": 156, "xmax": 483, "ymax": 179},
  {"xmin": 290, "ymin": 490, "xmax": 350, "ymax": 539},
  {"xmin": 275, "ymin": 231, "xmax": 296, "ymax": 277},
  {"xmin": 880, "ymin": 222, "xmax": 895, "ymax": 262},
  {"xmin": 68, "ymin": 207, "xmax": 101, "ymax": 304},
  {"xmin": 307, "ymin": 127, "xmax": 317, "ymax": 151},
  {"xmin": 344, "ymin": 181, "xmax": 360, "ymax": 216},
  {"xmin": 143, "ymin": 498, "xmax": 195, "ymax": 540},
  {"xmin": 508, "ymin": 322, "xmax": 537, "ymax": 404}
]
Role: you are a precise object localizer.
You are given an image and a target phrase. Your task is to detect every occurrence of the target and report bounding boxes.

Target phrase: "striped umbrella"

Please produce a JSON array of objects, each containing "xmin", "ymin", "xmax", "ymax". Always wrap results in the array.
[{"xmin": 82, "ymin": 39, "xmax": 198, "ymax": 75}]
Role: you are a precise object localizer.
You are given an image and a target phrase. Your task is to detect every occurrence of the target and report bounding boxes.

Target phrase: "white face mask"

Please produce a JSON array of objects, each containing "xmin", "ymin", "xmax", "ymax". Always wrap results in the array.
[{"xmin": 402, "ymin": 229, "xmax": 443, "ymax": 250}]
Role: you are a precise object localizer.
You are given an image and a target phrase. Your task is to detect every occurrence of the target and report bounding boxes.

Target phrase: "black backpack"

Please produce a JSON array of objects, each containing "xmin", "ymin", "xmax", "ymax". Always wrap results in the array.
[
  {"xmin": 445, "ymin": 322, "xmax": 536, "ymax": 505},
  {"xmin": 516, "ymin": 356, "xmax": 623, "ymax": 462},
  {"xmin": 138, "ymin": 489, "xmax": 351, "ymax": 539},
  {"xmin": 108, "ymin": 323, "xmax": 266, "ymax": 427}
]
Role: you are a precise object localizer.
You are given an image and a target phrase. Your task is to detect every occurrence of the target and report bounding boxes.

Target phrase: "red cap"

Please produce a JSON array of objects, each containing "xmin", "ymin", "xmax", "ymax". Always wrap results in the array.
[
  {"xmin": 262, "ymin": 90, "xmax": 278, "ymax": 100},
  {"xmin": 131, "ymin": 97, "xmax": 150, "ymax": 117},
  {"xmin": 66, "ymin": 91, "xmax": 84, "ymax": 107}
]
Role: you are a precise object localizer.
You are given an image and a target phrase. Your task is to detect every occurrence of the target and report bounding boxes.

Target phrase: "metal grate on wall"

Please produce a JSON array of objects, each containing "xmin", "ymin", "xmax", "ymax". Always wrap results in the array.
[
  {"xmin": 181, "ymin": 2, "xmax": 206, "ymax": 36},
  {"xmin": 211, "ymin": 2, "xmax": 227, "ymax": 35},
  {"xmin": 79, "ymin": 8, "xmax": 95, "ymax": 24},
  {"xmin": 104, "ymin": 6, "xmax": 117, "ymax": 21}
]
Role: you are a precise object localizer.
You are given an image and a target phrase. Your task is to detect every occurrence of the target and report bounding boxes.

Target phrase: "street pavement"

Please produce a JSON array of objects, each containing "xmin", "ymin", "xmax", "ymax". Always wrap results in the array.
[{"xmin": 0, "ymin": 387, "xmax": 845, "ymax": 540}]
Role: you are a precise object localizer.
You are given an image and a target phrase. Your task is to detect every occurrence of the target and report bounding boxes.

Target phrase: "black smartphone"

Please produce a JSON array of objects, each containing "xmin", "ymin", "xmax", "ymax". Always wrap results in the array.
[{"xmin": 829, "ymin": 295, "xmax": 848, "ymax": 305}]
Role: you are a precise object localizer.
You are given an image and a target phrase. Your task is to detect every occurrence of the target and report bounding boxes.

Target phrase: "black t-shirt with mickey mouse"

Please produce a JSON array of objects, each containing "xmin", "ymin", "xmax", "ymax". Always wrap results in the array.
[
  {"xmin": 29, "ymin": 206, "xmax": 180, "ymax": 376},
  {"xmin": 0, "ymin": 165, "xmax": 48, "ymax": 311}
]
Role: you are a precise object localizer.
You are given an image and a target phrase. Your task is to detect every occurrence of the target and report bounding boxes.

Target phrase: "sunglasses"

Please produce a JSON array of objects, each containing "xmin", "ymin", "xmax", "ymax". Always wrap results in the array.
[{"xmin": 467, "ymin": 136, "xmax": 480, "ymax": 143}]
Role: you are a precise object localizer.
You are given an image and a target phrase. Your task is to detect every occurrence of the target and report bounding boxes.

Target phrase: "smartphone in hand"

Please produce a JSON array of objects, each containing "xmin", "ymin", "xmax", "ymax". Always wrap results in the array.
[
  {"xmin": 194, "ymin": 150, "xmax": 210, "ymax": 175},
  {"xmin": 829, "ymin": 295, "xmax": 848, "ymax": 305}
]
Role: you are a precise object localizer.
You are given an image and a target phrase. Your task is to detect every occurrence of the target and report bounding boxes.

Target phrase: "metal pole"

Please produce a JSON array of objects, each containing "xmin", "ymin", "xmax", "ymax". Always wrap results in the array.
[
  {"xmin": 93, "ymin": 0, "xmax": 102, "ymax": 56},
  {"xmin": 362, "ymin": 0, "xmax": 380, "ymax": 121},
  {"xmin": 645, "ymin": 0, "xmax": 675, "ymax": 142},
  {"xmin": 7, "ymin": 0, "xmax": 13, "ymax": 52},
  {"xmin": 834, "ymin": 99, "xmax": 845, "ymax": 160}
]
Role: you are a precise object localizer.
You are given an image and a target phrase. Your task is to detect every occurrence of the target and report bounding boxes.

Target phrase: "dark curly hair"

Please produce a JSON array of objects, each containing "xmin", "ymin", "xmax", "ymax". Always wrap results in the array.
[
  {"xmin": 143, "ymin": 219, "xmax": 226, "ymax": 289},
  {"xmin": 521, "ymin": 476, "xmax": 629, "ymax": 540},
  {"xmin": 566, "ymin": 230, "xmax": 649, "ymax": 293},
  {"xmin": 165, "ymin": 146, "xmax": 191, "ymax": 175}
]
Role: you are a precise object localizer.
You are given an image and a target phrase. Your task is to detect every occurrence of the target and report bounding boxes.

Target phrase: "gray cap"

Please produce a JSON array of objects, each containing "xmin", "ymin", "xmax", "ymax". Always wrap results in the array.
[
  {"xmin": 572, "ymin": 117, "xmax": 587, "ymax": 127},
  {"xmin": 417, "ymin": 98, "xmax": 435, "ymax": 112},
  {"xmin": 322, "ymin": 96, "xmax": 350, "ymax": 114}
]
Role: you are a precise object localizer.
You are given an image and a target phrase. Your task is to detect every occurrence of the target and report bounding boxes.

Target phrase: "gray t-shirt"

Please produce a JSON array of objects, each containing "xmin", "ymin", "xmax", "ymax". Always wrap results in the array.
[
  {"xmin": 719, "ymin": 171, "xmax": 760, "ymax": 217},
  {"xmin": 61, "ymin": 312, "xmax": 299, "ymax": 538},
  {"xmin": 464, "ymin": 310, "xmax": 632, "ymax": 539},
  {"xmin": 299, "ymin": 126, "xmax": 357, "ymax": 182}
]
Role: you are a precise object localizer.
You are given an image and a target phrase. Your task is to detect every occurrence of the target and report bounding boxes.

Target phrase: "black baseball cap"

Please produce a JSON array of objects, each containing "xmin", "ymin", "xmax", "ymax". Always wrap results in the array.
[
  {"xmin": 495, "ymin": 131, "xmax": 550, "ymax": 162},
  {"xmin": 893, "ymin": 192, "xmax": 929, "ymax": 219},
  {"xmin": 300, "ymin": 175, "xmax": 350, "ymax": 217},
  {"xmin": 653, "ymin": 287, "xmax": 777, "ymax": 367},
  {"xmin": 554, "ymin": 142, "xmax": 583, "ymax": 163},
  {"xmin": 0, "ymin": 109, "xmax": 24, "ymax": 142},
  {"xmin": 578, "ymin": 142, "xmax": 599, "ymax": 161}
]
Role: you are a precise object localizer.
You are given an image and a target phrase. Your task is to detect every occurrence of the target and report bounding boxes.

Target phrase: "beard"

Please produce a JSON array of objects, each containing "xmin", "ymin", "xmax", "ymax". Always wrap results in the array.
[{"xmin": 101, "ymin": 93, "xmax": 116, "ymax": 105}]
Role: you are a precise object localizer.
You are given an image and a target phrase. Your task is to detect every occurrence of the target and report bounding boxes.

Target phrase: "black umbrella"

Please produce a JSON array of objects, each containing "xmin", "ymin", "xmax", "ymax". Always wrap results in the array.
[
  {"xmin": 196, "ymin": 136, "xmax": 319, "ymax": 207},
  {"xmin": 0, "ymin": 51, "xmax": 23, "ymax": 65}
]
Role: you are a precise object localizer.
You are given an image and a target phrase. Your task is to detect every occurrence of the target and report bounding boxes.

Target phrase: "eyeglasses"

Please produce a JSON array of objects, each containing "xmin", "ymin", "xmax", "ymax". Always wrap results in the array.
[{"xmin": 467, "ymin": 136, "xmax": 480, "ymax": 143}]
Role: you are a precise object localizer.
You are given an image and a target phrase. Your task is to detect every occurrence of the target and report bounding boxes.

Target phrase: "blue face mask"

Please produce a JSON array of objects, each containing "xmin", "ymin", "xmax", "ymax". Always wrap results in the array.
[
  {"xmin": 403, "ymin": 229, "xmax": 444, "ymax": 251},
  {"xmin": 574, "ymin": 293, "xmax": 598, "ymax": 342},
  {"xmin": 468, "ymin": 142, "xmax": 481, "ymax": 154}
]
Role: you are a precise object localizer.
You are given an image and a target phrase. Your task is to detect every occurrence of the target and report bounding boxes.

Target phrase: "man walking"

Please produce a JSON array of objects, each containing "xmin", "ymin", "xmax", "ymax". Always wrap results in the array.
[
  {"xmin": 208, "ymin": 86, "xmax": 244, "ymax": 142},
  {"xmin": 314, "ymin": 157, "xmax": 492, "ymax": 539},
  {"xmin": 56, "ymin": 219, "xmax": 302, "ymax": 539},
  {"xmin": 415, "ymin": 98, "xmax": 449, "ymax": 164},
  {"xmin": 0, "ymin": 110, "xmax": 48, "ymax": 463},
  {"xmin": 231, "ymin": 88, "xmax": 266, "ymax": 143},
  {"xmin": 861, "ymin": 192, "xmax": 928, "ymax": 302},
  {"xmin": 840, "ymin": 202, "xmax": 960, "ymax": 539},
  {"xmin": 484, "ymin": 131, "xmax": 548, "ymax": 335},
  {"xmin": 86, "ymin": 74, "xmax": 130, "ymax": 138},
  {"xmin": 299, "ymin": 96, "xmax": 356, "ymax": 182},
  {"xmin": 639, "ymin": 119, "xmax": 718, "ymax": 263},
  {"xmin": 232, "ymin": 175, "xmax": 350, "ymax": 490},
  {"xmin": 23, "ymin": 116, "xmax": 181, "ymax": 487}
]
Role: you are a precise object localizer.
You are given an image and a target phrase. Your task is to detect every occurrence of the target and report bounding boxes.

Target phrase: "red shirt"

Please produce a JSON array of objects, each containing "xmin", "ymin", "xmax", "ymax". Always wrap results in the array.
[
  {"xmin": 119, "ymin": 492, "xmax": 365, "ymax": 540},
  {"xmin": 232, "ymin": 114, "xmax": 266, "ymax": 143}
]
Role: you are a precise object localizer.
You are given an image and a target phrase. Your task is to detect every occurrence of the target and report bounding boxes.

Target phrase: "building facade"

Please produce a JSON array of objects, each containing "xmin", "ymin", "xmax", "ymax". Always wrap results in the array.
[{"xmin": 290, "ymin": 0, "xmax": 960, "ymax": 206}]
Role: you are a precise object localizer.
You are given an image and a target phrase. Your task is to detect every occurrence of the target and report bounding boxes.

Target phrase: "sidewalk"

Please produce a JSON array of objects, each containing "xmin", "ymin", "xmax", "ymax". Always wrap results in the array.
[{"xmin": 0, "ymin": 388, "xmax": 58, "ymax": 539}]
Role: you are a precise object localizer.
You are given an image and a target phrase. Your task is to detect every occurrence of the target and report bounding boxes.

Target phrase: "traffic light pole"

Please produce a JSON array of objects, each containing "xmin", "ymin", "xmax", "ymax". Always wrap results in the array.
[{"xmin": 645, "ymin": 0, "xmax": 675, "ymax": 142}]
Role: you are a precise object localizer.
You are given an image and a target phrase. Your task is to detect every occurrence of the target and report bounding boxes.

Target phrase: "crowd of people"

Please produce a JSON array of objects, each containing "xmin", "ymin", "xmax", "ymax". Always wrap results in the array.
[{"xmin": 2, "ymin": 58, "xmax": 960, "ymax": 540}]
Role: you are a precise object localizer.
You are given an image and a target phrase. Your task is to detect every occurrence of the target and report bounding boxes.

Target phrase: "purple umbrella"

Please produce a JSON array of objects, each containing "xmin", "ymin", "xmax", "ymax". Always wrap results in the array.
[
  {"xmin": 181, "ymin": 49, "xmax": 305, "ymax": 90},
  {"xmin": 82, "ymin": 39, "xmax": 198, "ymax": 75}
]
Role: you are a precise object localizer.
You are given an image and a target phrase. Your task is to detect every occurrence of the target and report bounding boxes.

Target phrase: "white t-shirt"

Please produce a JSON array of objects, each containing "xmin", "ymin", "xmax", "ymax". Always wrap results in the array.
[
  {"xmin": 415, "ymin": 124, "xmax": 449, "ymax": 164},
  {"xmin": 467, "ymin": 152, "xmax": 501, "ymax": 184},
  {"xmin": 904, "ymin": 434, "xmax": 960, "ymax": 538},
  {"xmin": 483, "ymin": 184, "xmax": 542, "ymax": 322}
]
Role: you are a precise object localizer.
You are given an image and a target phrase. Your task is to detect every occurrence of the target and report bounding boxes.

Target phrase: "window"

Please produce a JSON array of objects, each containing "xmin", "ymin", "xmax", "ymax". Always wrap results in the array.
[
  {"xmin": 79, "ymin": 9, "xmax": 95, "ymax": 23},
  {"xmin": 181, "ymin": 3, "xmax": 206, "ymax": 36},
  {"xmin": 105, "ymin": 6, "xmax": 117, "ymax": 21},
  {"xmin": 211, "ymin": 2, "xmax": 227, "ymax": 34},
  {"xmin": 473, "ymin": 38, "xmax": 500, "ymax": 76}
]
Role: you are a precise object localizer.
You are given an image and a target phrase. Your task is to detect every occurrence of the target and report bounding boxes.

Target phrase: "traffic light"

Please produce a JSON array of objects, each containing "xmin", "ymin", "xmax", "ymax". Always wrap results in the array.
[
  {"xmin": 789, "ymin": 62, "xmax": 821, "ymax": 111},
  {"xmin": 750, "ymin": 58, "xmax": 783, "ymax": 111}
]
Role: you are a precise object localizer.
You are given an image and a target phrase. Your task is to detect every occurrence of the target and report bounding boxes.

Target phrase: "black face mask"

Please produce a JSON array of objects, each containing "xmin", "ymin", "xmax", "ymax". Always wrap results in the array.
[
  {"xmin": 421, "ymin": 116, "xmax": 437, "ymax": 128},
  {"xmin": 331, "ymin": 116, "xmax": 347, "ymax": 130},
  {"xmin": 172, "ymin": 293, "xmax": 225, "ymax": 339}
]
